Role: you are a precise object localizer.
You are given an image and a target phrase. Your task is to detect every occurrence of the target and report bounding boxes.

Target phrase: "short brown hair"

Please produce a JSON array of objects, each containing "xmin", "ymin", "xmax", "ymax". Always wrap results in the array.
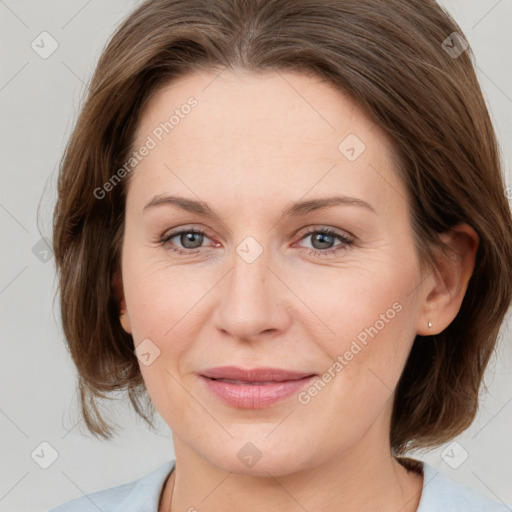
[{"xmin": 52, "ymin": 0, "xmax": 512, "ymax": 454}]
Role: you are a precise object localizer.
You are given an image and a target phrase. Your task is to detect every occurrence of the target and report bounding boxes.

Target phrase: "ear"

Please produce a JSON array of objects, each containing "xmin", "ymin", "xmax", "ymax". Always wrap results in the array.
[
  {"xmin": 415, "ymin": 223, "xmax": 479, "ymax": 336},
  {"xmin": 112, "ymin": 270, "xmax": 132, "ymax": 334}
]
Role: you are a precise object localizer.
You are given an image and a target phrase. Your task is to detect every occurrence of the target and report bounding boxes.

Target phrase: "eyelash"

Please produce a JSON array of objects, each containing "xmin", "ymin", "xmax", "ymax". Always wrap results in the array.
[{"xmin": 158, "ymin": 226, "xmax": 354, "ymax": 257}]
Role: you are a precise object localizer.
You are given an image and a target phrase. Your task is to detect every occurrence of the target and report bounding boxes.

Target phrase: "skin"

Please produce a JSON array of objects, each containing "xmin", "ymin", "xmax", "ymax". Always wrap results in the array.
[{"xmin": 116, "ymin": 69, "xmax": 479, "ymax": 512}]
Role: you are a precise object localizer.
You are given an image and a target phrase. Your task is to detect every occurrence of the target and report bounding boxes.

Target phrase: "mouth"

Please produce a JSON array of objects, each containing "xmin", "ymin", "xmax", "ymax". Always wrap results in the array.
[
  {"xmin": 200, "ymin": 366, "xmax": 315, "ymax": 382},
  {"xmin": 199, "ymin": 366, "xmax": 317, "ymax": 408},
  {"xmin": 208, "ymin": 378, "xmax": 294, "ymax": 385}
]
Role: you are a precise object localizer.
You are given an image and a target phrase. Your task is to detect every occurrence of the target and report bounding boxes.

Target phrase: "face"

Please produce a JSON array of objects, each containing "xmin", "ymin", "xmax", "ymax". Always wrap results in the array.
[{"xmin": 118, "ymin": 69, "xmax": 430, "ymax": 476}]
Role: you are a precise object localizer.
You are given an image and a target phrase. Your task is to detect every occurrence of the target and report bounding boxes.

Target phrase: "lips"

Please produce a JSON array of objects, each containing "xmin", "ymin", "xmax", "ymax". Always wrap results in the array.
[{"xmin": 199, "ymin": 366, "xmax": 317, "ymax": 408}]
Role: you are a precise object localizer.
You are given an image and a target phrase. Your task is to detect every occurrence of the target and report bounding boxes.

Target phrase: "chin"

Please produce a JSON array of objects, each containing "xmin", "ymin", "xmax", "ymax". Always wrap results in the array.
[{"xmin": 202, "ymin": 437, "xmax": 316, "ymax": 478}]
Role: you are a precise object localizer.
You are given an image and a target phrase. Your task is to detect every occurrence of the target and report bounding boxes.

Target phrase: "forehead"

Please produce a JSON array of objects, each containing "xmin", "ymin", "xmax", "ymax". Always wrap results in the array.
[{"xmin": 129, "ymin": 69, "xmax": 404, "ymax": 217}]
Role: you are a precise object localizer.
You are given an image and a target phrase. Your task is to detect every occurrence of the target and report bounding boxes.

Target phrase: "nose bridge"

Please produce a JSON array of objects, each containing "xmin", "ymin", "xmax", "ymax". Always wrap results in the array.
[
  {"xmin": 225, "ymin": 212, "xmax": 286, "ymax": 296},
  {"xmin": 214, "ymin": 234, "xmax": 288, "ymax": 338},
  {"xmin": 229, "ymin": 236, "xmax": 271, "ymax": 306}
]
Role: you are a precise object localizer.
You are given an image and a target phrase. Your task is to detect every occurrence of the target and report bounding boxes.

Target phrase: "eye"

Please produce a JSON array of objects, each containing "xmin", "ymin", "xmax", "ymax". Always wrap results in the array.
[
  {"xmin": 296, "ymin": 227, "xmax": 354, "ymax": 257},
  {"xmin": 159, "ymin": 228, "xmax": 213, "ymax": 256},
  {"xmin": 158, "ymin": 226, "xmax": 354, "ymax": 257}
]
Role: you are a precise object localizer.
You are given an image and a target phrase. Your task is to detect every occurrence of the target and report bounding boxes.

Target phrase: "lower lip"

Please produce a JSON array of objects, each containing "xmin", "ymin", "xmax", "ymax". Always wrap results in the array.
[{"xmin": 200, "ymin": 375, "xmax": 316, "ymax": 408}]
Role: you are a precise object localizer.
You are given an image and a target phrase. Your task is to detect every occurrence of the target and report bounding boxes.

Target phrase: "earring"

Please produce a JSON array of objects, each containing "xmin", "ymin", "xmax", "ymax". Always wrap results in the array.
[{"xmin": 428, "ymin": 321, "xmax": 433, "ymax": 328}]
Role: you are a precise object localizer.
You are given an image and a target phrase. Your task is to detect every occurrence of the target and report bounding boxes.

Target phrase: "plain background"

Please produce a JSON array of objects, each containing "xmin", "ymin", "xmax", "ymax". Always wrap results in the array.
[{"xmin": 0, "ymin": 0, "xmax": 511, "ymax": 510}]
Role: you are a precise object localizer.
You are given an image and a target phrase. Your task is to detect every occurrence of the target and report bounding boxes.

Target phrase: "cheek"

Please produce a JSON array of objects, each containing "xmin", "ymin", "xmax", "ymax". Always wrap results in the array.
[
  {"xmin": 120, "ymin": 247, "xmax": 196, "ymax": 399},
  {"xmin": 303, "ymin": 259, "xmax": 419, "ymax": 389},
  {"xmin": 298, "ymin": 261, "xmax": 416, "ymax": 341},
  {"xmin": 122, "ymin": 240, "xmax": 210, "ymax": 340}
]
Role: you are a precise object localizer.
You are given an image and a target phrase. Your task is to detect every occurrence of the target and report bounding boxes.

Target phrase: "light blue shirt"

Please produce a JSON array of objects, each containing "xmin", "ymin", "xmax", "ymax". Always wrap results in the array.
[{"xmin": 48, "ymin": 459, "xmax": 510, "ymax": 512}]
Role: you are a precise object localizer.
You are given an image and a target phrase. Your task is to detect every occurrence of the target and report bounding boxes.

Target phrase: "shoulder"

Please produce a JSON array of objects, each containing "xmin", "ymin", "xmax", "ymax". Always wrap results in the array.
[
  {"xmin": 48, "ymin": 460, "xmax": 176, "ymax": 512},
  {"xmin": 417, "ymin": 461, "xmax": 510, "ymax": 512}
]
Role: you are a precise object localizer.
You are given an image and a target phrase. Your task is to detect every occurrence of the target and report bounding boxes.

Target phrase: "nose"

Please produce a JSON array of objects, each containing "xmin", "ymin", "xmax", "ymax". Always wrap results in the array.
[{"xmin": 212, "ymin": 248, "xmax": 292, "ymax": 342}]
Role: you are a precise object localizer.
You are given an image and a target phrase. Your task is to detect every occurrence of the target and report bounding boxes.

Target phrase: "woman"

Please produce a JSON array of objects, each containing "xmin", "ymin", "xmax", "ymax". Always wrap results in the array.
[{"xmin": 50, "ymin": 0, "xmax": 512, "ymax": 510}]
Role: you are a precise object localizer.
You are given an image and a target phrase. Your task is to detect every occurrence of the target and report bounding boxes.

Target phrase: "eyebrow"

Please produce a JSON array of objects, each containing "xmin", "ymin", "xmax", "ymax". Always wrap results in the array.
[{"xmin": 143, "ymin": 194, "xmax": 376, "ymax": 218}]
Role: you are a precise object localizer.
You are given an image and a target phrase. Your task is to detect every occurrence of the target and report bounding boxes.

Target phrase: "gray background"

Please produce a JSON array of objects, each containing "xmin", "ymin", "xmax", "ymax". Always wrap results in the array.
[{"xmin": 0, "ymin": 0, "xmax": 511, "ymax": 510}]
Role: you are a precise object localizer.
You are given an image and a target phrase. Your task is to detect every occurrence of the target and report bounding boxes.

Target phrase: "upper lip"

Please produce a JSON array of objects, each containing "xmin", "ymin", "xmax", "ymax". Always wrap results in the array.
[{"xmin": 200, "ymin": 366, "xmax": 315, "ymax": 382}]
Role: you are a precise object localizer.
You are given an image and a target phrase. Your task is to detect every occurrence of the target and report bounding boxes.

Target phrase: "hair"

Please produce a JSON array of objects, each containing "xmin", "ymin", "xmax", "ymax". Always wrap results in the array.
[{"xmin": 52, "ymin": 0, "xmax": 512, "ymax": 455}]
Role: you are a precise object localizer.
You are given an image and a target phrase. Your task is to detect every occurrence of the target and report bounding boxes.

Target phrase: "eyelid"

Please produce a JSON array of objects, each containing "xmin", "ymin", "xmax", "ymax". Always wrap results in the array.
[{"xmin": 295, "ymin": 224, "xmax": 355, "ymax": 241}]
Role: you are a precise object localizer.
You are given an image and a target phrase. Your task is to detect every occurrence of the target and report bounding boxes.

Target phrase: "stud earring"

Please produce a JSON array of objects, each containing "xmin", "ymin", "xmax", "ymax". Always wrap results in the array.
[{"xmin": 428, "ymin": 321, "xmax": 433, "ymax": 328}]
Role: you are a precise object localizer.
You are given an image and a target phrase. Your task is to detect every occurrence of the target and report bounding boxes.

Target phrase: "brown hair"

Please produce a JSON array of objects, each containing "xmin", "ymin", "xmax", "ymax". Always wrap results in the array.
[{"xmin": 52, "ymin": 0, "xmax": 512, "ymax": 454}]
